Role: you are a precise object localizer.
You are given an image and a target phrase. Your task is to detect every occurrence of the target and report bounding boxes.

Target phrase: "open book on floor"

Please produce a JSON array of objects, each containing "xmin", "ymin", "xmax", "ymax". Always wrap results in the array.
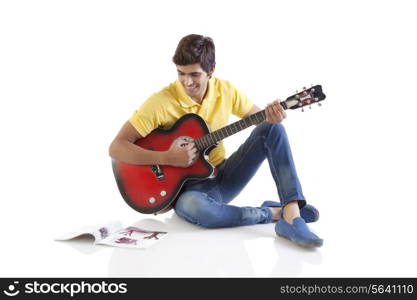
[{"xmin": 55, "ymin": 220, "xmax": 167, "ymax": 249}]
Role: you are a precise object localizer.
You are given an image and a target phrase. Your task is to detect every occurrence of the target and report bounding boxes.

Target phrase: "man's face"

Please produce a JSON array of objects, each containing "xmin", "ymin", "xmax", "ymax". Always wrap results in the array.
[{"xmin": 176, "ymin": 63, "xmax": 212, "ymax": 102}]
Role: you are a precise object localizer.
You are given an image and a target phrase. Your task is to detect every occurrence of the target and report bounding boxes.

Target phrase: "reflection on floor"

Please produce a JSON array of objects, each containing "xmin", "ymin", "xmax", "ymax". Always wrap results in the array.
[{"xmin": 60, "ymin": 212, "xmax": 322, "ymax": 277}]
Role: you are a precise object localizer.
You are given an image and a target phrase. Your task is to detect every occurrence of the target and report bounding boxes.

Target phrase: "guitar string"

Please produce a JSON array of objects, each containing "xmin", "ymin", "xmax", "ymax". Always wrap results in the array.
[{"xmin": 196, "ymin": 110, "xmax": 267, "ymax": 151}]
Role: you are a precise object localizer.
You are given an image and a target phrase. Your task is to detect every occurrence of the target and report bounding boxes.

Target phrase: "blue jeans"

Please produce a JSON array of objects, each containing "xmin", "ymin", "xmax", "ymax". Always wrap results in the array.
[{"xmin": 174, "ymin": 122, "xmax": 306, "ymax": 228}]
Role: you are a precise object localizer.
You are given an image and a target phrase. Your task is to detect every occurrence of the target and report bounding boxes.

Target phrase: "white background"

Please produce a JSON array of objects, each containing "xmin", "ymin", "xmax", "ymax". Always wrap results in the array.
[{"xmin": 1, "ymin": 0, "xmax": 416, "ymax": 277}]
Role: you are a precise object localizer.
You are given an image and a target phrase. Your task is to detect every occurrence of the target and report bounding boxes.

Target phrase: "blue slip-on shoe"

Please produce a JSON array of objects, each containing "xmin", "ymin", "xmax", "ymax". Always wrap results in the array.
[
  {"xmin": 275, "ymin": 217, "xmax": 323, "ymax": 248},
  {"xmin": 261, "ymin": 200, "xmax": 320, "ymax": 223}
]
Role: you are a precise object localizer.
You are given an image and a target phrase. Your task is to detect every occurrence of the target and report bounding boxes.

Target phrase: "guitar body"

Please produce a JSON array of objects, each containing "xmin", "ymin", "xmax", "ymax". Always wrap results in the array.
[{"xmin": 112, "ymin": 114, "xmax": 216, "ymax": 214}]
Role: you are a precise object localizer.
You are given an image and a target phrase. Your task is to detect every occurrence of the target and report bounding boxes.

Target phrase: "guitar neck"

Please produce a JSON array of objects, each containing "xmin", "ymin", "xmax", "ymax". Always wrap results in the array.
[{"xmin": 195, "ymin": 101, "xmax": 290, "ymax": 151}]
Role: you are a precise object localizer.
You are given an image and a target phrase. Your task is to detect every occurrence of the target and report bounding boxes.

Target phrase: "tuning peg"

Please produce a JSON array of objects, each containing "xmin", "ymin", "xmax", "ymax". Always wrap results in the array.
[
  {"xmin": 301, "ymin": 107, "xmax": 305, "ymax": 112},
  {"xmin": 309, "ymin": 105, "xmax": 312, "ymax": 109},
  {"xmin": 318, "ymin": 103, "xmax": 322, "ymax": 107},
  {"xmin": 303, "ymin": 86, "xmax": 307, "ymax": 90}
]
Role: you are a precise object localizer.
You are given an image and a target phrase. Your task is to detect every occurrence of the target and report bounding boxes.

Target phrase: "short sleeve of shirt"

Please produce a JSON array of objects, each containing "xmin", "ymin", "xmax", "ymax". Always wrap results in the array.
[
  {"xmin": 230, "ymin": 83, "xmax": 254, "ymax": 118},
  {"xmin": 128, "ymin": 95, "xmax": 165, "ymax": 137}
]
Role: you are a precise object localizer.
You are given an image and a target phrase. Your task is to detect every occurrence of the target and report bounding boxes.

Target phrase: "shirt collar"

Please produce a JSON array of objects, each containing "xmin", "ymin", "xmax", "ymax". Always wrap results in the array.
[{"xmin": 175, "ymin": 78, "xmax": 218, "ymax": 108}]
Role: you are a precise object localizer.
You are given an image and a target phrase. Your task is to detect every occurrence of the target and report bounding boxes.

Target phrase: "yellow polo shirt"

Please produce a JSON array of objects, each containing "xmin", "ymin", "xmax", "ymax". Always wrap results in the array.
[{"xmin": 129, "ymin": 77, "xmax": 254, "ymax": 166}]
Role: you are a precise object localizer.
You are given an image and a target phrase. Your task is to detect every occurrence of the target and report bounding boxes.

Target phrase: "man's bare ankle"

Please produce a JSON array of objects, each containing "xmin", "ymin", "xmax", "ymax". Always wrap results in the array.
[
  {"xmin": 283, "ymin": 201, "xmax": 301, "ymax": 224},
  {"xmin": 268, "ymin": 207, "xmax": 281, "ymax": 222}
]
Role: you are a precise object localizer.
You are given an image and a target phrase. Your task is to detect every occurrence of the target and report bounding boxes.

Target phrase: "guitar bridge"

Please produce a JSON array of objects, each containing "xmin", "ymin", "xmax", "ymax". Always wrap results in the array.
[{"xmin": 150, "ymin": 164, "xmax": 165, "ymax": 181}]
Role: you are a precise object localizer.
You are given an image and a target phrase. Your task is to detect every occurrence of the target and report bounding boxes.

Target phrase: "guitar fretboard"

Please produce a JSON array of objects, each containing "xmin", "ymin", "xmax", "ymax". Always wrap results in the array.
[{"xmin": 194, "ymin": 109, "xmax": 270, "ymax": 151}]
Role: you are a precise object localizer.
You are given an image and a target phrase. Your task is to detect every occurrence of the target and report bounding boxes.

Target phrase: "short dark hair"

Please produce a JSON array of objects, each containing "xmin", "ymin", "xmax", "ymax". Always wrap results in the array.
[{"xmin": 172, "ymin": 34, "xmax": 216, "ymax": 74}]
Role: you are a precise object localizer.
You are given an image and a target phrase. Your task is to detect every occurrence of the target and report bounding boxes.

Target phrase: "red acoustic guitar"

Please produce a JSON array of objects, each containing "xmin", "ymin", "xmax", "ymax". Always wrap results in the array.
[{"xmin": 112, "ymin": 85, "xmax": 326, "ymax": 214}]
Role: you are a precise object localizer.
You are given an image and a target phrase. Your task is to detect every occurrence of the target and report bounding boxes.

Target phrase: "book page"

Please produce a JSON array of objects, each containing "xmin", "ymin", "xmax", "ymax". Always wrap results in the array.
[
  {"xmin": 97, "ymin": 226, "xmax": 167, "ymax": 249},
  {"xmin": 55, "ymin": 220, "xmax": 123, "ymax": 243}
]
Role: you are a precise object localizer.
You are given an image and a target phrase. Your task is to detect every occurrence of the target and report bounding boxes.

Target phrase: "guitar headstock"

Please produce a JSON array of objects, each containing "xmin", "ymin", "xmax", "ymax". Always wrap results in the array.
[{"xmin": 282, "ymin": 85, "xmax": 326, "ymax": 111}]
